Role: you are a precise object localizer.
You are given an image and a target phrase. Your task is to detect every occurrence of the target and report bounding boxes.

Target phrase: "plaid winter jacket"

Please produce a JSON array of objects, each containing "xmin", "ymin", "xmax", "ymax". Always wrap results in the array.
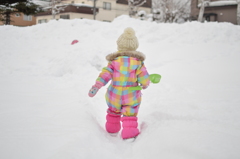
[{"xmin": 96, "ymin": 51, "xmax": 150, "ymax": 88}]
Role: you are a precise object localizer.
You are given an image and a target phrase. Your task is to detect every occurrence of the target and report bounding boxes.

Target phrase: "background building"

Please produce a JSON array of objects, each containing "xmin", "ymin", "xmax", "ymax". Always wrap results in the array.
[
  {"xmin": 36, "ymin": 0, "xmax": 152, "ymax": 24},
  {"xmin": 0, "ymin": 13, "xmax": 37, "ymax": 26},
  {"xmin": 0, "ymin": 0, "xmax": 152, "ymax": 26},
  {"xmin": 191, "ymin": 0, "xmax": 238, "ymax": 24}
]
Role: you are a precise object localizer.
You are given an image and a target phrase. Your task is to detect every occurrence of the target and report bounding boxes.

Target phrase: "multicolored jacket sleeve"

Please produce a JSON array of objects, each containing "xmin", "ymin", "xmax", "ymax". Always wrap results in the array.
[
  {"xmin": 96, "ymin": 63, "xmax": 113, "ymax": 86},
  {"xmin": 136, "ymin": 63, "xmax": 150, "ymax": 87}
]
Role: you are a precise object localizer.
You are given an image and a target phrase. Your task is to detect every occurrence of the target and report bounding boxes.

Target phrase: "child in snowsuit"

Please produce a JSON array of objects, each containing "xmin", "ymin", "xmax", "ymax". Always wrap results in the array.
[{"xmin": 88, "ymin": 27, "xmax": 150, "ymax": 140}]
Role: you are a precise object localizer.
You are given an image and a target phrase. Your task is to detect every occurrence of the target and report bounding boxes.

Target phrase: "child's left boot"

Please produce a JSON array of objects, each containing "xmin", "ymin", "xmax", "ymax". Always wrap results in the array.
[
  {"xmin": 121, "ymin": 116, "xmax": 140, "ymax": 140},
  {"xmin": 105, "ymin": 113, "xmax": 121, "ymax": 134}
]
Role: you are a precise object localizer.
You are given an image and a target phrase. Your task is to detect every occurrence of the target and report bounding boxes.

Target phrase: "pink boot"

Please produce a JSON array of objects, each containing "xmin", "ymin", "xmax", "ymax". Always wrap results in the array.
[
  {"xmin": 105, "ymin": 113, "xmax": 121, "ymax": 133},
  {"xmin": 121, "ymin": 116, "xmax": 140, "ymax": 139}
]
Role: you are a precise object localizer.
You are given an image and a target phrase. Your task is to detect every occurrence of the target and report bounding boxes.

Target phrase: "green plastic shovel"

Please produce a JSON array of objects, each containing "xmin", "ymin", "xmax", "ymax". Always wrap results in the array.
[
  {"xmin": 129, "ymin": 74, "xmax": 161, "ymax": 91},
  {"xmin": 149, "ymin": 74, "xmax": 161, "ymax": 84}
]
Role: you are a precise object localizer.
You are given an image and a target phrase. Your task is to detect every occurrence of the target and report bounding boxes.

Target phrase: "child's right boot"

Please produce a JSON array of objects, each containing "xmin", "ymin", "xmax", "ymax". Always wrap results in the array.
[
  {"xmin": 105, "ymin": 112, "xmax": 121, "ymax": 134},
  {"xmin": 121, "ymin": 116, "xmax": 140, "ymax": 140}
]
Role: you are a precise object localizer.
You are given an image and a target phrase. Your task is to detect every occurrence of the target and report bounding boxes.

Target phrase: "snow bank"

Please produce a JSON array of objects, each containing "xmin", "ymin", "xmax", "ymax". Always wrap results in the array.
[{"xmin": 0, "ymin": 16, "xmax": 240, "ymax": 159}]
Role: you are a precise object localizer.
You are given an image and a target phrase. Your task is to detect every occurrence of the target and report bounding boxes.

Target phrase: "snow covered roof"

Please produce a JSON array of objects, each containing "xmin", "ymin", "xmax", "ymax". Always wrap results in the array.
[
  {"xmin": 31, "ymin": 0, "xmax": 93, "ymax": 8},
  {"xmin": 32, "ymin": 0, "xmax": 51, "ymax": 7},
  {"xmin": 117, "ymin": 0, "xmax": 152, "ymax": 8},
  {"xmin": 208, "ymin": 1, "xmax": 237, "ymax": 7},
  {"xmin": 70, "ymin": 3, "xmax": 93, "ymax": 8},
  {"xmin": 36, "ymin": 3, "xmax": 96, "ymax": 16},
  {"xmin": 198, "ymin": 0, "xmax": 237, "ymax": 7},
  {"xmin": 42, "ymin": 3, "xmax": 93, "ymax": 10}
]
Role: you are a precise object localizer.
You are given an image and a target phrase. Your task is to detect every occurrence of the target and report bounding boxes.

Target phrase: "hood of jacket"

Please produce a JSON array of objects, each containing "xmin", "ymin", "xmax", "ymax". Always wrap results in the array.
[
  {"xmin": 106, "ymin": 51, "xmax": 145, "ymax": 75},
  {"xmin": 106, "ymin": 51, "xmax": 145, "ymax": 62}
]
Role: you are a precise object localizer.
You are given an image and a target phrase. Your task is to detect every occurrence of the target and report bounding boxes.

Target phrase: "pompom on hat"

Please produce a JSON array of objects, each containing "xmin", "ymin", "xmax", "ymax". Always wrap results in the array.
[{"xmin": 117, "ymin": 27, "xmax": 139, "ymax": 51}]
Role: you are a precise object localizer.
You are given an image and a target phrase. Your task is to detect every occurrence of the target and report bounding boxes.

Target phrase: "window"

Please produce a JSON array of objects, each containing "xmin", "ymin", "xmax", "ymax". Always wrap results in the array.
[
  {"xmin": 23, "ymin": 15, "xmax": 32, "ymax": 21},
  {"xmin": 103, "ymin": 2, "xmax": 111, "ymax": 10},
  {"xmin": 38, "ymin": 19, "xmax": 47, "ymax": 24},
  {"xmin": 60, "ymin": 15, "xmax": 70, "ymax": 19},
  {"xmin": 15, "ymin": 13, "xmax": 20, "ymax": 17}
]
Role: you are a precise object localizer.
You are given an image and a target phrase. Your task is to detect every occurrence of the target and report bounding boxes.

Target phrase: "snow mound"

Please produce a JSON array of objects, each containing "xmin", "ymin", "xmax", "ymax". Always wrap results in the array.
[{"xmin": 0, "ymin": 16, "xmax": 240, "ymax": 159}]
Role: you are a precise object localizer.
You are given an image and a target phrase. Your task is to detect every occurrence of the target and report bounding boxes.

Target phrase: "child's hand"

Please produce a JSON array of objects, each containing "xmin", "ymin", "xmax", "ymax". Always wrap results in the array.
[
  {"xmin": 142, "ymin": 85, "xmax": 148, "ymax": 90},
  {"xmin": 88, "ymin": 82, "xmax": 103, "ymax": 97}
]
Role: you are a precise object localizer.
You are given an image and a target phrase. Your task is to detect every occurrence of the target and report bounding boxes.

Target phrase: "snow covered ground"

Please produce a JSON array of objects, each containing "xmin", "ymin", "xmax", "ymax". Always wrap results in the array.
[{"xmin": 0, "ymin": 16, "xmax": 240, "ymax": 159}]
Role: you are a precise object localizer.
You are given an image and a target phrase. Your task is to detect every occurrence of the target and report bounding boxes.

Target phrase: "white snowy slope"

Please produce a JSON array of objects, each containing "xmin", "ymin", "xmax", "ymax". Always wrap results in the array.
[{"xmin": 0, "ymin": 16, "xmax": 240, "ymax": 159}]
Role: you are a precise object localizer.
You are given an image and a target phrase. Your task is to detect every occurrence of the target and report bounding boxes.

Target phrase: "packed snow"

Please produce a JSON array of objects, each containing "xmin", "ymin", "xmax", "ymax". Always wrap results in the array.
[{"xmin": 0, "ymin": 16, "xmax": 240, "ymax": 159}]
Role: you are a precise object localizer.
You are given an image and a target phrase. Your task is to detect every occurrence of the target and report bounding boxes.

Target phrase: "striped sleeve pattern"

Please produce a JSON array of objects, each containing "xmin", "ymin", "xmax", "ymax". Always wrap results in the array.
[
  {"xmin": 96, "ymin": 63, "xmax": 113, "ymax": 86},
  {"xmin": 136, "ymin": 64, "xmax": 150, "ymax": 87}
]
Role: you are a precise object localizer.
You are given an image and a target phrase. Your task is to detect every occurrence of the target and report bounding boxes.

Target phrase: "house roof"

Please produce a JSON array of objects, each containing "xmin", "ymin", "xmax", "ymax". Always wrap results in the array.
[
  {"xmin": 208, "ymin": 1, "xmax": 237, "ymax": 7},
  {"xmin": 32, "ymin": 0, "xmax": 50, "ymax": 7},
  {"xmin": 116, "ymin": 0, "xmax": 152, "ymax": 8},
  {"xmin": 36, "ymin": 4, "xmax": 98, "ymax": 16},
  {"xmin": 198, "ymin": 0, "xmax": 237, "ymax": 7}
]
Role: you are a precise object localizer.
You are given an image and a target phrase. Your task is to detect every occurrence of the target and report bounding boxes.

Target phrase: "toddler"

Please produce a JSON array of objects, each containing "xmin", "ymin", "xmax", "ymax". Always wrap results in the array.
[{"xmin": 88, "ymin": 27, "xmax": 150, "ymax": 140}]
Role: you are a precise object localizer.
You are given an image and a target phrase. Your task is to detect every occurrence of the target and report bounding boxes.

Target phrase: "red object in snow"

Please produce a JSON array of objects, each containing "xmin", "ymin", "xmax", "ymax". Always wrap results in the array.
[{"xmin": 71, "ymin": 40, "xmax": 79, "ymax": 45}]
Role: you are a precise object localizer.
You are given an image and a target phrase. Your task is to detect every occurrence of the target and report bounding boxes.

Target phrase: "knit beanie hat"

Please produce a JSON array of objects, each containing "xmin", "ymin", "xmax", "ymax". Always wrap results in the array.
[{"xmin": 117, "ymin": 27, "xmax": 139, "ymax": 51}]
